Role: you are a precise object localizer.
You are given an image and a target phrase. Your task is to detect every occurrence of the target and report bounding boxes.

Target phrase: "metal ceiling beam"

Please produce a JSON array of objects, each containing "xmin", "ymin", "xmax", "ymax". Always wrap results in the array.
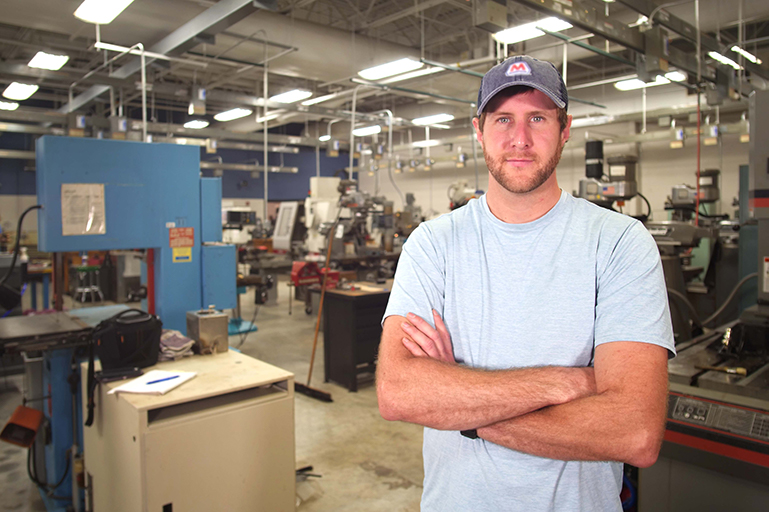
[
  {"xmin": 361, "ymin": 0, "xmax": 446, "ymax": 30},
  {"xmin": 351, "ymin": 78, "xmax": 475, "ymax": 105},
  {"xmin": 0, "ymin": 121, "xmax": 64, "ymax": 135},
  {"xmin": 153, "ymin": 136, "xmax": 299, "ymax": 153},
  {"xmin": 59, "ymin": 0, "xmax": 276, "ymax": 113},
  {"xmin": 200, "ymin": 161, "xmax": 299, "ymax": 173},
  {"xmin": 0, "ymin": 149, "xmax": 35, "ymax": 160},
  {"xmin": 615, "ymin": 0, "xmax": 769, "ymax": 80},
  {"xmin": 136, "ymin": 120, "xmax": 320, "ymax": 147},
  {"xmin": 0, "ymin": 108, "xmax": 68, "ymax": 124},
  {"xmin": 0, "ymin": 62, "xmax": 133, "ymax": 89}
]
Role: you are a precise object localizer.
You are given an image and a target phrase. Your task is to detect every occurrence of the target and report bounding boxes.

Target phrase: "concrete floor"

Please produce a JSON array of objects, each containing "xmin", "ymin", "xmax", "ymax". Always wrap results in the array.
[{"xmin": 0, "ymin": 276, "xmax": 424, "ymax": 511}]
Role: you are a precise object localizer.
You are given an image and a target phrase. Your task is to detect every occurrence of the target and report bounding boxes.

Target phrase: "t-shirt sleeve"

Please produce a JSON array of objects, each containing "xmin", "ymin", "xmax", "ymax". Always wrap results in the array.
[
  {"xmin": 595, "ymin": 220, "xmax": 676, "ymax": 358},
  {"xmin": 382, "ymin": 223, "xmax": 445, "ymax": 326}
]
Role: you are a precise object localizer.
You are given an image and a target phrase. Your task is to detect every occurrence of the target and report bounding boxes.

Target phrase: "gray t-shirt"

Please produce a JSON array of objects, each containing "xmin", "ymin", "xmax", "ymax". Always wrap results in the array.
[{"xmin": 383, "ymin": 191, "xmax": 675, "ymax": 512}]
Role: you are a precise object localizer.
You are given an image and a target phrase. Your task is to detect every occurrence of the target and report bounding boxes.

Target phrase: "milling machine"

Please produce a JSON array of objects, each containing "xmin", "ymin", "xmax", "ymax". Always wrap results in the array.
[
  {"xmin": 304, "ymin": 176, "xmax": 395, "ymax": 259},
  {"xmin": 637, "ymin": 90, "xmax": 769, "ymax": 512}
]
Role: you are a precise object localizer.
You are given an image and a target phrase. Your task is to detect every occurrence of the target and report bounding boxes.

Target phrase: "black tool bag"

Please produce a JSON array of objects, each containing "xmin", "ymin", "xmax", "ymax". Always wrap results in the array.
[{"xmin": 85, "ymin": 309, "xmax": 162, "ymax": 426}]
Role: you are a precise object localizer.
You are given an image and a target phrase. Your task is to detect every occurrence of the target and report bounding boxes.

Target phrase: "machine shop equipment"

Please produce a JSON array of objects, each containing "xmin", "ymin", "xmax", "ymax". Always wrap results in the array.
[
  {"xmin": 646, "ymin": 168, "xmax": 739, "ymax": 342},
  {"xmin": 448, "ymin": 180, "xmax": 482, "ymax": 210},
  {"xmin": 0, "ymin": 137, "xmax": 236, "ymax": 511},
  {"xmin": 637, "ymin": 90, "xmax": 769, "ymax": 512},
  {"xmin": 394, "ymin": 193, "xmax": 423, "ymax": 237},
  {"xmin": 577, "ymin": 140, "xmax": 647, "ymax": 219},
  {"xmin": 303, "ymin": 176, "xmax": 397, "ymax": 280}
]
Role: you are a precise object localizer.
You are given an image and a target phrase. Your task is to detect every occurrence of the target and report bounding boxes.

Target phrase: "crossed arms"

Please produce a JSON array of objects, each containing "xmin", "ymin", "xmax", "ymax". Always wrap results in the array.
[{"xmin": 375, "ymin": 311, "xmax": 669, "ymax": 468}]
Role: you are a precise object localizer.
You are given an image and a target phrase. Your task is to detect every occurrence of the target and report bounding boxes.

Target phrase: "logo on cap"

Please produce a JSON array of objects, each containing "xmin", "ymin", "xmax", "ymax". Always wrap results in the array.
[{"xmin": 506, "ymin": 61, "xmax": 531, "ymax": 76}]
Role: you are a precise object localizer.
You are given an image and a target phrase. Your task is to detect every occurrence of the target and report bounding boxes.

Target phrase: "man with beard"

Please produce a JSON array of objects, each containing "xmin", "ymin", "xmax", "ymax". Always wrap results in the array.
[{"xmin": 376, "ymin": 55, "xmax": 674, "ymax": 511}]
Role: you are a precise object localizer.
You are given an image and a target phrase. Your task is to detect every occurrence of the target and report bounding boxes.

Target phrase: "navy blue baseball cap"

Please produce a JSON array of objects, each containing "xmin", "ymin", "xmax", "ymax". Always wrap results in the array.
[{"xmin": 477, "ymin": 55, "xmax": 568, "ymax": 116}]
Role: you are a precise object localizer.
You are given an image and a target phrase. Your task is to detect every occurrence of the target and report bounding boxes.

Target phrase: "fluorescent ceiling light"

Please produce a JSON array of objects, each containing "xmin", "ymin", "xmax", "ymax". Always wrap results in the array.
[
  {"xmin": 708, "ymin": 51, "xmax": 742, "ymax": 70},
  {"xmin": 302, "ymin": 93, "xmax": 338, "ymax": 106},
  {"xmin": 214, "ymin": 108, "xmax": 252, "ymax": 122},
  {"xmin": 570, "ymin": 115, "xmax": 616, "ymax": 128},
  {"xmin": 74, "ymin": 0, "xmax": 135, "ymax": 24},
  {"xmin": 359, "ymin": 58, "xmax": 423, "ymax": 81},
  {"xmin": 28, "ymin": 51, "xmax": 69, "ymax": 71},
  {"xmin": 0, "ymin": 101, "xmax": 19, "ymax": 111},
  {"xmin": 256, "ymin": 112, "xmax": 281, "ymax": 123},
  {"xmin": 352, "ymin": 125, "xmax": 382, "ymax": 137},
  {"xmin": 3, "ymin": 82, "xmax": 39, "ymax": 100},
  {"xmin": 319, "ymin": 135, "xmax": 331, "ymax": 142},
  {"xmin": 270, "ymin": 90, "xmax": 312, "ymax": 104},
  {"xmin": 379, "ymin": 66, "xmax": 443, "ymax": 84},
  {"xmin": 493, "ymin": 17, "xmax": 572, "ymax": 45},
  {"xmin": 412, "ymin": 113, "xmax": 455, "ymax": 126},
  {"xmin": 183, "ymin": 120, "xmax": 209, "ymax": 129},
  {"xmin": 614, "ymin": 75, "xmax": 670, "ymax": 91},
  {"xmin": 413, "ymin": 140, "xmax": 441, "ymax": 148},
  {"xmin": 629, "ymin": 15, "xmax": 648, "ymax": 28},
  {"xmin": 665, "ymin": 71, "xmax": 687, "ymax": 82},
  {"xmin": 731, "ymin": 45, "xmax": 762, "ymax": 65}
]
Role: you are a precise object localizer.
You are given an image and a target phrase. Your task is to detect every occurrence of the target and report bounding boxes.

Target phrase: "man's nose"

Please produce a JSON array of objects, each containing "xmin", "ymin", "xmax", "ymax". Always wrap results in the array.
[{"xmin": 508, "ymin": 122, "xmax": 532, "ymax": 149}]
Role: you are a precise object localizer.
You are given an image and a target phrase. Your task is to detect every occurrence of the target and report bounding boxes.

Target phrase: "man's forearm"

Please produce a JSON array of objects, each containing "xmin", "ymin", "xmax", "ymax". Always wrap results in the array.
[
  {"xmin": 477, "ymin": 389, "xmax": 666, "ymax": 468},
  {"xmin": 377, "ymin": 356, "xmax": 595, "ymax": 431}
]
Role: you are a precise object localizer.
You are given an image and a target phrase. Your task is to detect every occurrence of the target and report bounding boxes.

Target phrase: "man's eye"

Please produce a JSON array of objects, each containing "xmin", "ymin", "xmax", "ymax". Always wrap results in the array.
[
  {"xmin": 497, "ymin": 117, "xmax": 509, "ymax": 124},
  {"xmin": 532, "ymin": 116, "xmax": 544, "ymax": 122}
]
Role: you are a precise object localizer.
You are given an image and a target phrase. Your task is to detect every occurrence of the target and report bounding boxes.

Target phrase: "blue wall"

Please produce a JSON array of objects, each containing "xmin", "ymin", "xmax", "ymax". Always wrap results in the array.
[
  {"xmin": 0, "ymin": 135, "xmax": 354, "ymax": 201},
  {"xmin": 200, "ymin": 146, "xmax": 353, "ymax": 200}
]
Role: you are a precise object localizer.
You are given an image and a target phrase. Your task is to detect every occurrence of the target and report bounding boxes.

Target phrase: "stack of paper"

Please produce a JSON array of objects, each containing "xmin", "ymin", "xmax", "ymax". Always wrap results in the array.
[{"xmin": 107, "ymin": 370, "xmax": 196, "ymax": 395}]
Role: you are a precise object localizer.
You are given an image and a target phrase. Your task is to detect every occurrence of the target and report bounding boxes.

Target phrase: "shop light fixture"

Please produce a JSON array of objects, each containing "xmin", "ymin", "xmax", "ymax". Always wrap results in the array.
[
  {"xmin": 730, "ymin": 45, "xmax": 762, "ymax": 65},
  {"xmin": 3, "ymin": 83, "xmax": 39, "ymax": 101},
  {"xmin": 302, "ymin": 93, "xmax": 338, "ymax": 106},
  {"xmin": 359, "ymin": 58, "xmax": 423, "ymax": 81},
  {"xmin": 183, "ymin": 120, "xmax": 209, "ymax": 129},
  {"xmin": 352, "ymin": 125, "xmax": 382, "ymax": 137},
  {"xmin": 214, "ymin": 108, "xmax": 252, "ymax": 122},
  {"xmin": 708, "ymin": 51, "xmax": 742, "ymax": 70},
  {"xmin": 570, "ymin": 115, "xmax": 616, "ymax": 128},
  {"xmin": 269, "ymin": 90, "xmax": 312, "ymax": 104},
  {"xmin": 412, "ymin": 113, "xmax": 455, "ymax": 126},
  {"xmin": 74, "ymin": 0, "xmax": 135, "ymax": 24},
  {"xmin": 614, "ymin": 71, "xmax": 686, "ymax": 91},
  {"xmin": 493, "ymin": 17, "xmax": 573, "ymax": 45},
  {"xmin": 665, "ymin": 71, "xmax": 687, "ymax": 82},
  {"xmin": 28, "ymin": 51, "xmax": 70, "ymax": 71},
  {"xmin": 413, "ymin": 140, "xmax": 441, "ymax": 148},
  {"xmin": 319, "ymin": 135, "xmax": 331, "ymax": 142},
  {"xmin": 379, "ymin": 66, "xmax": 443, "ymax": 84},
  {"xmin": 0, "ymin": 101, "xmax": 19, "ymax": 111},
  {"xmin": 256, "ymin": 112, "xmax": 281, "ymax": 123}
]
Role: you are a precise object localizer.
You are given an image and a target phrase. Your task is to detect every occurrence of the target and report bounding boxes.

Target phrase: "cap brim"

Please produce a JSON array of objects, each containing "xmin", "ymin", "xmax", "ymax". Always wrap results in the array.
[{"xmin": 477, "ymin": 81, "xmax": 567, "ymax": 116}]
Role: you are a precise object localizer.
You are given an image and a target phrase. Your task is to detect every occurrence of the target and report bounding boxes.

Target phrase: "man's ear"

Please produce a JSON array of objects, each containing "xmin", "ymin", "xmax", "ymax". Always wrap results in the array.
[
  {"xmin": 472, "ymin": 117, "xmax": 484, "ymax": 148},
  {"xmin": 561, "ymin": 114, "xmax": 572, "ymax": 145}
]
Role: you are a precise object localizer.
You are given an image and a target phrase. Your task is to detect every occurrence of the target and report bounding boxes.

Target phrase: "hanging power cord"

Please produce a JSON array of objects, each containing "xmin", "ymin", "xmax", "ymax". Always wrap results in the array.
[
  {"xmin": 702, "ymin": 273, "xmax": 757, "ymax": 326},
  {"xmin": 637, "ymin": 192, "xmax": 653, "ymax": 221},
  {"xmin": 664, "ymin": 205, "xmax": 728, "ymax": 220},
  {"xmin": 0, "ymin": 205, "xmax": 43, "ymax": 289},
  {"xmin": 1, "ymin": 283, "xmax": 27, "ymax": 318},
  {"xmin": 27, "ymin": 442, "xmax": 71, "ymax": 500},
  {"xmin": 667, "ymin": 288, "xmax": 704, "ymax": 331}
]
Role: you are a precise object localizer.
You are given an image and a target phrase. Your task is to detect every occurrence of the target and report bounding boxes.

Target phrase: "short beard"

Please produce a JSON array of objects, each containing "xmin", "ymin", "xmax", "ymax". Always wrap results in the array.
[{"xmin": 486, "ymin": 142, "xmax": 564, "ymax": 195}]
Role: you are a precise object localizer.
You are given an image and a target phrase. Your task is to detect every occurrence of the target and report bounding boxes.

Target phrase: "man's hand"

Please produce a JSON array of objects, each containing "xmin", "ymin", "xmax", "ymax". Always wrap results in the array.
[{"xmin": 400, "ymin": 310, "xmax": 455, "ymax": 363}]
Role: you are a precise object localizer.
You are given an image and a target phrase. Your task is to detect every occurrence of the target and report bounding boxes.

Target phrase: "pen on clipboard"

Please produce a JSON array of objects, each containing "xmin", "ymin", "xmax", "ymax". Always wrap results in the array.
[{"xmin": 146, "ymin": 375, "xmax": 179, "ymax": 385}]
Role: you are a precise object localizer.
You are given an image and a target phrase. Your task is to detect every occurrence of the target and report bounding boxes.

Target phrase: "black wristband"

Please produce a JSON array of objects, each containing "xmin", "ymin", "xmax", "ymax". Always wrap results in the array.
[{"xmin": 460, "ymin": 429, "xmax": 478, "ymax": 439}]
